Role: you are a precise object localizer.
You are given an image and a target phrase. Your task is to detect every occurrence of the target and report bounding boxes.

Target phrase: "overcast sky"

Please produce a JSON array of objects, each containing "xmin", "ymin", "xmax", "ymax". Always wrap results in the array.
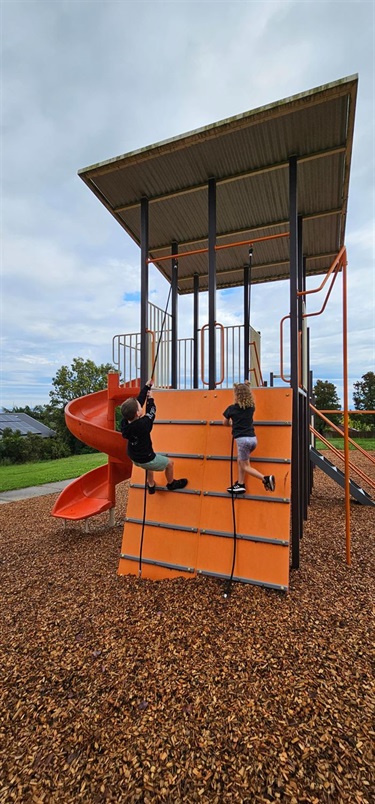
[{"xmin": 1, "ymin": 0, "xmax": 374, "ymax": 410}]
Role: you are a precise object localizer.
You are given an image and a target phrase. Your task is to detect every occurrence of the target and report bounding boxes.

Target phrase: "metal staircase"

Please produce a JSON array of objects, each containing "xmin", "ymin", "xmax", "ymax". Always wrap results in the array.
[{"xmin": 310, "ymin": 446, "xmax": 374, "ymax": 507}]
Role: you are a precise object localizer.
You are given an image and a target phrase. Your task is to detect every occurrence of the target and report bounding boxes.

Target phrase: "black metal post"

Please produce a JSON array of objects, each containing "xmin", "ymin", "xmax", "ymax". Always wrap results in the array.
[
  {"xmin": 171, "ymin": 243, "xmax": 178, "ymax": 389},
  {"xmin": 309, "ymin": 368, "xmax": 315, "ymax": 498},
  {"xmin": 208, "ymin": 178, "xmax": 216, "ymax": 390},
  {"xmin": 298, "ymin": 217, "xmax": 306, "ymax": 529},
  {"xmin": 193, "ymin": 273, "xmax": 199, "ymax": 388},
  {"xmin": 306, "ymin": 327, "xmax": 311, "ymax": 512},
  {"xmin": 140, "ymin": 197, "xmax": 149, "ymax": 387},
  {"xmin": 301, "ymin": 250, "xmax": 309, "ymax": 522},
  {"xmin": 289, "ymin": 156, "xmax": 300, "ymax": 569},
  {"xmin": 244, "ymin": 263, "xmax": 249, "ymax": 381}
]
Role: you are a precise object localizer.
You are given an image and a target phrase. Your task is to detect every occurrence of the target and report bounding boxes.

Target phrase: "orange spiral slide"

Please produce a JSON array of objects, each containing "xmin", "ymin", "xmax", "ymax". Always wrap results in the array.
[{"xmin": 51, "ymin": 373, "xmax": 139, "ymax": 521}]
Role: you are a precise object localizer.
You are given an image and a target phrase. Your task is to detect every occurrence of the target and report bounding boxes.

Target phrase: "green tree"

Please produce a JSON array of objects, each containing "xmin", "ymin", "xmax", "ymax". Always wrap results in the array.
[
  {"xmin": 352, "ymin": 371, "xmax": 375, "ymax": 429},
  {"xmin": 313, "ymin": 379, "xmax": 341, "ymax": 435},
  {"xmin": 49, "ymin": 357, "xmax": 114, "ymax": 408},
  {"xmin": 49, "ymin": 357, "xmax": 114, "ymax": 454}
]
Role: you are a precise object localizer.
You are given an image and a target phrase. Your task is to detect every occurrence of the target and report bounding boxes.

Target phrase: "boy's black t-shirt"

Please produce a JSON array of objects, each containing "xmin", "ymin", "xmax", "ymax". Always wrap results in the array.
[
  {"xmin": 223, "ymin": 403, "xmax": 255, "ymax": 438},
  {"xmin": 121, "ymin": 384, "xmax": 156, "ymax": 464}
]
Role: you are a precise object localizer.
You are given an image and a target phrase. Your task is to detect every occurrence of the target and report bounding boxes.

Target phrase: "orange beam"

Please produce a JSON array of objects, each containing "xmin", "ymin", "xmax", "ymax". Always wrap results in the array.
[{"xmin": 147, "ymin": 232, "xmax": 289, "ymax": 264}]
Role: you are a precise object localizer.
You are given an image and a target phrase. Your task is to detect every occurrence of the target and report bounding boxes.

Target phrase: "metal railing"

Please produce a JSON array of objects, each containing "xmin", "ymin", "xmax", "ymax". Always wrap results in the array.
[
  {"xmin": 112, "ymin": 304, "xmax": 262, "ymax": 389},
  {"xmin": 310, "ymin": 405, "xmax": 375, "ymax": 492}
]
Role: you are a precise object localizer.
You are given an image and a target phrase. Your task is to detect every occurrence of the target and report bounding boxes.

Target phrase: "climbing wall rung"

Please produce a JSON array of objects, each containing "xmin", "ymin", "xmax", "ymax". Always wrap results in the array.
[{"xmin": 197, "ymin": 569, "xmax": 288, "ymax": 592}]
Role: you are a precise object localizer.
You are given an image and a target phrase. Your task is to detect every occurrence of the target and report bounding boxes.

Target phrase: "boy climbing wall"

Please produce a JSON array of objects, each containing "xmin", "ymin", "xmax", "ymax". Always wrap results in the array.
[{"xmin": 120, "ymin": 380, "xmax": 188, "ymax": 494}]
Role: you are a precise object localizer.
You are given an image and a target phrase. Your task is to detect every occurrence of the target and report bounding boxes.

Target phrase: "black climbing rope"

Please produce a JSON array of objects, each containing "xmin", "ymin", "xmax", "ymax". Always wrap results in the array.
[
  {"xmin": 223, "ymin": 434, "xmax": 238, "ymax": 598},
  {"xmin": 150, "ymin": 282, "xmax": 173, "ymax": 381}
]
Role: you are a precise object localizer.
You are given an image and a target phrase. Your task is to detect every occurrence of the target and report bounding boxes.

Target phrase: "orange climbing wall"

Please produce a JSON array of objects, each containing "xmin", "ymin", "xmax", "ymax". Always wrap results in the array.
[{"xmin": 118, "ymin": 387, "xmax": 292, "ymax": 591}]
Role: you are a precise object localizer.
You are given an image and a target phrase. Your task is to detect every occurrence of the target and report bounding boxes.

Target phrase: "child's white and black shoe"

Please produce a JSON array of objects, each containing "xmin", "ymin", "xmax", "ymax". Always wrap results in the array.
[
  {"xmin": 227, "ymin": 482, "xmax": 246, "ymax": 494},
  {"xmin": 263, "ymin": 475, "xmax": 276, "ymax": 492}
]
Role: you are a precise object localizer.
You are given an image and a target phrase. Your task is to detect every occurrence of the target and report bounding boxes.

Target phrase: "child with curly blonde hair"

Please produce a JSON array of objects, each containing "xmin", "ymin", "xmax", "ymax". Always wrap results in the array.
[{"xmin": 223, "ymin": 381, "xmax": 275, "ymax": 494}]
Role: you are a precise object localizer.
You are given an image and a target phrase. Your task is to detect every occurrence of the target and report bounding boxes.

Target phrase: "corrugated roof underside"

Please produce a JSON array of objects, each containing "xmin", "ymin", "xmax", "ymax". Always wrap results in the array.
[
  {"xmin": 79, "ymin": 76, "xmax": 357, "ymax": 293},
  {"xmin": 89, "ymin": 96, "xmax": 349, "ymax": 208}
]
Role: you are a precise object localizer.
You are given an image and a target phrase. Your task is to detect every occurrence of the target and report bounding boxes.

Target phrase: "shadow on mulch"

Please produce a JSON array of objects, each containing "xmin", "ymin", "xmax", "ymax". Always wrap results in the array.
[{"xmin": 0, "ymin": 461, "xmax": 374, "ymax": 803}]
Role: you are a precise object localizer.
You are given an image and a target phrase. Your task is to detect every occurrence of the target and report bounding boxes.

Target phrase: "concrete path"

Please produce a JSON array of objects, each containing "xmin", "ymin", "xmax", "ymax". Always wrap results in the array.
[{"xmin": 0, "ymin": 479, "xmax": 73, "ymax": 504}]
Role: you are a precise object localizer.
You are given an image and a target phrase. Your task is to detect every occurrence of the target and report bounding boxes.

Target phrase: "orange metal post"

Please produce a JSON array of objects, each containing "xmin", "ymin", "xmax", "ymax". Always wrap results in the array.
[{"xmin": 342, "ymin": 257, "xmax": 351, "ymax": 565}]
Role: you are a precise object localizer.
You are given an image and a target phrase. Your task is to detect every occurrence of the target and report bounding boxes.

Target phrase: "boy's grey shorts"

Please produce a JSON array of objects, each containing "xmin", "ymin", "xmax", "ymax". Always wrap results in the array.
[
  {"xmin": 133, "ymin": 453, "xmax": 169, "ymax": 471},
  {"xmin": 236, "ymin": 436, "xmax": 257, "ymax": 461}
]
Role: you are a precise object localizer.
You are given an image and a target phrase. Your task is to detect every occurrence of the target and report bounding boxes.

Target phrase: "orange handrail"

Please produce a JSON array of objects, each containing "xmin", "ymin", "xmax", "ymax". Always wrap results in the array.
[
  {"xmin": 302, "ymin": 268, "xmax": 339, "ymax": 319},
  {"xmin": 279, "ymin": 314, "xmax": 291, "ymax": 384},
  {"xmin": 310, "ymin": 426, "xmax": 375, "ymax": 491},
  {"xmin": 310, "ymin": 404, "xmax": 375, "ymax": 466},
  {"xmin": 297, "ymin": 245, "xmax": 346, "ymax": 297},
  {"xmin": 318, "ymin": 410, "xmax": 375, "ymax": 414},
  {"xmin": 279, "ymin": 251, "xmax": 344, "ymax": 382},
  {"xmin": 279, "ymin": 246, "xmax": 353, "ymax": 564},
  {"xmin": 216, "ymin": 323, "xmax": 225, "ymax": 386},
  {"xmin": 200, "ymin": 322, "xmax": 225, "ymax": 387}
]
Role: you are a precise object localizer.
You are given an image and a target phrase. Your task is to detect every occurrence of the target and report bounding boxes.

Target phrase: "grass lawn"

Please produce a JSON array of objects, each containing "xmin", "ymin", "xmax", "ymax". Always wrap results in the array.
[
  {"xmin": 315, "ymin": 437, "xmax": 375, "ymax": 451},
  {"xmin": 0, "ymin": 453, "xmax": 107, "ymax": 492},
  {"xmin": 1, "ymin": 440, "xmax": 373, "ymax": 493}
]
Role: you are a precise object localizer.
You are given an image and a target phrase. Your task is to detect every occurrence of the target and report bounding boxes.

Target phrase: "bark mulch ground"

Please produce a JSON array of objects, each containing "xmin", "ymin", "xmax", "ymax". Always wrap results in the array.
[{"xmin": 0, "ymin": 455, "xmax": 374, "ymax": 803}]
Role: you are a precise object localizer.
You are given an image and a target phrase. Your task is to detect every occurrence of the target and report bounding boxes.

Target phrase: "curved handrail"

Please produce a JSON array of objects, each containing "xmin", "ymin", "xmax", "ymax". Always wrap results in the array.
[
  {"xmin": 200, "ymin": 322, "xmax": 225, "ymax": 387},
  {"xmin": 279, "ymin": 247, "xmax": 347, "ymax": 384},
  {"xmin": 297, "ymin": 246, "xmax": 347, "ymax": 298},
  {"xmin": 302, "ymin": 268, "xmax": 339, "ymax": 320},
  {"xmin": 216, "ymin": 322, "xmax": 225, "ymax": 386}
]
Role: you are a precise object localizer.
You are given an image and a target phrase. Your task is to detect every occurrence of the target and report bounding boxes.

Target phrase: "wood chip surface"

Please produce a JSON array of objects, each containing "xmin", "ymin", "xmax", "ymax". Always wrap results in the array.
[{"xmin": 0, "ymin": 453, "xmax": 374, "ymax": 803}]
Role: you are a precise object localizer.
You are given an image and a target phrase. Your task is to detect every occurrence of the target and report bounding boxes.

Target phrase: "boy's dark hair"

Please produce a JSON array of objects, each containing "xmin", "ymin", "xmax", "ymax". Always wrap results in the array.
[{"xmin": 121, "ymin": 398, "xmax": 138, "ymax": 421}]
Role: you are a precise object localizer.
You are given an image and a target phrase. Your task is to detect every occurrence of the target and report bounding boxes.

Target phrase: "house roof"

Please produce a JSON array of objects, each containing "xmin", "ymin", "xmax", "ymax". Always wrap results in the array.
[
  {"xmin": 78, "ymin": 75, "xmax": 358, "ymax": 295},
  {"xmin": 0, "ymin": 413, "xmax": 56, "ymax": 438}
]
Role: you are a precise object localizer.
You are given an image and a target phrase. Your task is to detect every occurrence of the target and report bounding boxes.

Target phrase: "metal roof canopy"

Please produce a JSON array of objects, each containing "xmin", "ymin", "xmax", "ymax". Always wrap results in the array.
[
  {"xmin": 0, "ymin": 413, "xmax": 56, "ymax": 438},
  {"xmin": 79, "ymin": 75, "xmax": 358, "ymax": 295}
]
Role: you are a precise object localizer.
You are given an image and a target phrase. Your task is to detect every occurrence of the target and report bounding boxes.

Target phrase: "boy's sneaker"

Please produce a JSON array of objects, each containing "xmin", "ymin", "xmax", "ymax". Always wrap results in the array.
[
  {"xmin": 227, "ymin": 482, "xmax": 246, "ymax": 494},
  {"xmin": 167, "ymin": 478, "xmax": 188, "ymax": 491},
  {"xmin": 147, "ymin": 483, "xmax": 156, "ymax": 495},
  {"xmin": 263, "ymin": 475, "xmax": 276, "ymax": 492}
]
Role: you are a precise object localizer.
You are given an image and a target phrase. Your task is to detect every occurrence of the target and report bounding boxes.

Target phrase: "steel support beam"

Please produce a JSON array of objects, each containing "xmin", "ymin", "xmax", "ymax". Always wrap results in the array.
[
  {"xmin": 140, "ymin": 197, "xmax": 149, "ymax": 387},
  {"xmin": 193, "ymin": 273, "xmax": 199, "ymax": 388},
  {"xmin": 301, "ymin": 246, "xmax": 309, "ymax": 522},
  {"xmin": 243, "ymin": 250, "xmax": 252, "ymax": 381},
  {"xmin": 208, "ymin": 178, "xmax": 216, "ymax": 390},
  {"xmin": 171, "ymin": 243, "xmax": 178, "ymax": 388},
  {"xmin": 289, "ymin": 157, "xmax": 301, "ymax": 569},
  {"xmin": 243, "ymin": 264, "xmax": 249, "ymax": 381},
  {"xmin": 298, "ymin": 217, "xmax": 306, "ymax": 529}
]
